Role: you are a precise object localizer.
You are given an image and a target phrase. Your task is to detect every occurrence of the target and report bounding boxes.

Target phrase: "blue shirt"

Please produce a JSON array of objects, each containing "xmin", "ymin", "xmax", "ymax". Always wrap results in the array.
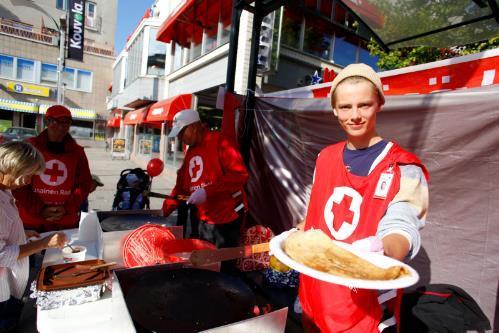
[{"xmin": 343, "ymin": 140, "xmax": 388, "ymax": 176}]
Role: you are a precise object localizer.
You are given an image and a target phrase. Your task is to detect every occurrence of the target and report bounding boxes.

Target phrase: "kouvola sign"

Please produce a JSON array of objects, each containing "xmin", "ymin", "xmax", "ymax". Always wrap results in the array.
[{"xmin": 68, "ymin": 0, "xmax": 86, "ymax": 61}]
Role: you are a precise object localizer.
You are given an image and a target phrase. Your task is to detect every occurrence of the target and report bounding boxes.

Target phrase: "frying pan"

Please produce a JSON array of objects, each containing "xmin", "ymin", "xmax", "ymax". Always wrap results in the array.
[{"xmin": 124, "ymin": 268, "xmax": 257, "ymax": 333}]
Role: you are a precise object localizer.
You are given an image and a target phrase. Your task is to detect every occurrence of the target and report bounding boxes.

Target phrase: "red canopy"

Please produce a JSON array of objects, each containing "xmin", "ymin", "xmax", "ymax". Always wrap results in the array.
[
  {"xmin": 106, "ymin": 116, "xmax": 120, "ymax": 128},
  {"xmin": 124, "ymin": 107, "xmax": 148, "ymax": 125},
  {"xmin": 156, "ymin": 0, "xmax": 232, "ymax": 47},
  {"xmin": 145, "ymin": 94, "xmax": 193, "ymax": 123}
]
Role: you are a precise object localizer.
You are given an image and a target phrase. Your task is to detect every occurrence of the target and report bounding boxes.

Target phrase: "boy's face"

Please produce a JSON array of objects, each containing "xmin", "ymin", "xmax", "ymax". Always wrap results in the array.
[{"xmin": 333, "ymin": 80, "xmax": 381, "ymax": 142}]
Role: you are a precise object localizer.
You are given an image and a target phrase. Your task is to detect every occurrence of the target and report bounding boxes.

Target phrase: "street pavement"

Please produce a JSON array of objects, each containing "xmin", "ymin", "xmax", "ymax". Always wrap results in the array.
[{"xmin": 84, "ymin": 145, "xmax": 177, "ymax": 211}]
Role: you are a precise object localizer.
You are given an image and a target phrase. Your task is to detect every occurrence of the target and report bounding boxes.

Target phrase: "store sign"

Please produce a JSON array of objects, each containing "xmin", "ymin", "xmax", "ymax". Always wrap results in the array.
[
  {"xmin": 7, "ymin": 82, "xmax": 50, "ymax": 97},
  {"xmin": 68, "ymin": 0, "xmax": 86, "ymax": 61}
]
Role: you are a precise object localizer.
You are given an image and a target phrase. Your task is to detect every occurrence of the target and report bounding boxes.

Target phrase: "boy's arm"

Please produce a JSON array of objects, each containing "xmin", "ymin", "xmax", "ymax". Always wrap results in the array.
[{"xmin": 377, "ymin": 164, "xmax": 429, "ymax": 260}]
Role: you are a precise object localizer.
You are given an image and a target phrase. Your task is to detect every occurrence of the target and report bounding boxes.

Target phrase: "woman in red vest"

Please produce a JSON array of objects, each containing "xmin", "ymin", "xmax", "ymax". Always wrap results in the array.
[{"xmin": 299, "ymin": 64, "xmax": 429, "ymax": 333}]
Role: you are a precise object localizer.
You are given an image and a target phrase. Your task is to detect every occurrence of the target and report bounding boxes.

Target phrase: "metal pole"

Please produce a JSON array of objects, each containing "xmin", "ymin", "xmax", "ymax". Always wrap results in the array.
[
  {"xmin": 57, "ymin": 14, "xmax": 67, "ymax": 104},
  {"xmin": 241, "ymin": 1, "xmax": 262, "ymax": 166},
  {"xmin": 225, "ymin": 0, "xmax": 243, "ymax": 93}
]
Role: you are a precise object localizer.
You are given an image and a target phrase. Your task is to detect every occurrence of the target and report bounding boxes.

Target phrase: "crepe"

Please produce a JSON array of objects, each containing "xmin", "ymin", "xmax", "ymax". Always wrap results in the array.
[{"xmin": 283, "ymin": 229, "xmax": 409, "ymax": 280}]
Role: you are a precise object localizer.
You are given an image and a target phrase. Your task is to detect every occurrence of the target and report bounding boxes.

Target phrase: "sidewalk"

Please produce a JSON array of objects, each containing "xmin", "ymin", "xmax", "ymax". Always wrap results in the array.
[{"xmin": 85, "ymin": 146, "xmax": 178, "ymax": 211}]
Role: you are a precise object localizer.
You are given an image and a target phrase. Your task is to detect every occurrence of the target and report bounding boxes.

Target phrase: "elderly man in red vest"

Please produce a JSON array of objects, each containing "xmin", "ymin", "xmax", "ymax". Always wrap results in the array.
[
  {"xmin": 162, "ymin": 109, "xmax": 248, "ymax": 267},
  {"xmin": 13, "ymin": 105, "xmax": 92, "ymax": 232}
]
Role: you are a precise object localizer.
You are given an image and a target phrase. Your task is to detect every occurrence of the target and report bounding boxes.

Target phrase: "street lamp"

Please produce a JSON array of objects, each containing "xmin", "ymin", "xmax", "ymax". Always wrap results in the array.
[{"xmin": 57, "ymin": 14, "xmax": 67, "ymax": 104}]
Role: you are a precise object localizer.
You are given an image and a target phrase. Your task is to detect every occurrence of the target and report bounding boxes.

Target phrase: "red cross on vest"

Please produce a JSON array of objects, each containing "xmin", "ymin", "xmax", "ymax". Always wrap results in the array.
[
  {"xmin": 45, "ymin": 162, "xmax": 65, "ymax": 182},
  {"xmin": 332, "ymin": 195, "xmax": 355, "ymax": 230},
  {"xmin": 191, "ymin": 159, "xmax": 201, "ymax": 180}
]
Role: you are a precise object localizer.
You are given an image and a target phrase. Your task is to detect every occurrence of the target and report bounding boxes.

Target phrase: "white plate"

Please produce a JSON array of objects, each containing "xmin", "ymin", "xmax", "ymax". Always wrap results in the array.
[{"xmin": 269, "ymin": 230, "xmax": 419, "ymax": 290}]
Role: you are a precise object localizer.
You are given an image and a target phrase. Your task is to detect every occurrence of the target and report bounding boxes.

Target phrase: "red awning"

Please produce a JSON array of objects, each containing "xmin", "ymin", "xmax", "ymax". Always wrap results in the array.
[
  {"xmin": 106, "ymin": 116, "xmax": 121, "ymax": 128},
  {"xmin": 145, "ymin": 94, "xmax": 192, "ymax": 123},
  {"xmin": 124, "ymin": 107, "xmax": 148, "ymax": 125},
  {"xmin": 156, "ymin": 0, "xmax": 232, "ymax": 47}
]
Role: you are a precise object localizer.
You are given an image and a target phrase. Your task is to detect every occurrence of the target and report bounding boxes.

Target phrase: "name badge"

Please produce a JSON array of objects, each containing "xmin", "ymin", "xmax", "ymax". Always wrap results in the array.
[{"xmin": 374, "ymin": 172, "xmax": 394, "ymax": 199}]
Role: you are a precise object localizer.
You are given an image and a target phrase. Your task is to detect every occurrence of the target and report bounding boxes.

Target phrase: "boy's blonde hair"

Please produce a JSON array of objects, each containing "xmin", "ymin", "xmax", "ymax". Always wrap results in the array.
[{"xmin": 0, "ymin": 142, "xmax": 45, "ymax": 182}]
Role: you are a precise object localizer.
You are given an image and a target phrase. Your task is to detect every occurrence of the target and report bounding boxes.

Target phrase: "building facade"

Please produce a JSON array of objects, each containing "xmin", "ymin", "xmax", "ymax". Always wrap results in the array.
[
  {"xmin": 0, "ymin": 0, "xmax": 116, "ymax": 139},
  {"xmin": 108, "ymin": 0, "xmax": 378, "ymax": 168}
]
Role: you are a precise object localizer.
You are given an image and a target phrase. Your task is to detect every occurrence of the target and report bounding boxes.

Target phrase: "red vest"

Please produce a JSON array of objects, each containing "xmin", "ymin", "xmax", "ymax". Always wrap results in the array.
[
  {"xmin": 13, "ymin": 131, "xmax": 92, "ymax": 231},
  {"xmin": 175, "ymin": 131, "xmax": 247, "ymax": 224},
  {"xmin": 300, "ymin": 141, "xmax": 426, "ymax": 333}
]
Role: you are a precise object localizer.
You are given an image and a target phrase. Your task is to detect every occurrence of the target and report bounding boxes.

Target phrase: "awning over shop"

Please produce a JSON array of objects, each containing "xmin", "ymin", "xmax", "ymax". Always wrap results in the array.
[
  {"xmin": 39, "ymin": 104, "xmax": 96, "ymax": 120},
  {"xmin": 156, "ymin": 0, "xmax": 232, "ymax": 47},
  {"xmin": 0, "ymin": 98, "xmax": 38, "ymax": 114},
  {"xmin": 145, "ymin": 94, "xmax": 192, "ymax": 123},
  {"xmin": 107, "ymin": 116, "xmax": 121, "ymax": 128},
  {"xmin": 124, "ymin": 107, "xmax": 148, "ymax": 125}
]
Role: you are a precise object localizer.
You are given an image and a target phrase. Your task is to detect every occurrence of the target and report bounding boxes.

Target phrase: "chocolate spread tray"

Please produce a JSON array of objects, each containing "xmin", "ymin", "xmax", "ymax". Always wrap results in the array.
[{"xmin": 37, "ymin": 259, "xmax": 110, "ymax": 291}]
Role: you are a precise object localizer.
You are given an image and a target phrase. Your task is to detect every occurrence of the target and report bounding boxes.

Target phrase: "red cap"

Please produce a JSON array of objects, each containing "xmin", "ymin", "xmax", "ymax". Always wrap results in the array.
[{"xmin": 45, "ymin": 105, "xmax": 72, "ymax": 119}]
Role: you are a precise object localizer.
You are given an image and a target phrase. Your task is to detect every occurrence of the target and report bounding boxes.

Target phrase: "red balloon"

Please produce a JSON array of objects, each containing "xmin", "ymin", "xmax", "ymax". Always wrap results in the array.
[{"xmin": 147, "ymin": 158, "xmax": 164, "ymax": 177}]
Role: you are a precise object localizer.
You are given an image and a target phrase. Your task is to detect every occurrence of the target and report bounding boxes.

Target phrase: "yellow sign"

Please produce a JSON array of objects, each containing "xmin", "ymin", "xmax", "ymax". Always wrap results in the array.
[{"xmin": 7, "ymin": 82, "xmax": 50, "ymax": 97}]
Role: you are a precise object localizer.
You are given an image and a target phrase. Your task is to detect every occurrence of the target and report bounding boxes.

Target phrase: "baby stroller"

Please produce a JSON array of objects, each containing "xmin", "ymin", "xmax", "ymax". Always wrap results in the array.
[{"xmin": 112, "ymin": 168, "xmax": 151, "ymax": 210}]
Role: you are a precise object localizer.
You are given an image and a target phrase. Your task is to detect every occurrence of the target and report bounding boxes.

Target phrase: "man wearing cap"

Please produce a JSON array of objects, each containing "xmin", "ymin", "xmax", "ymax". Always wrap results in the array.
[
  {"xmin": 162, "ymin": 109, "xmax": 248, "ymax": 258},
  {"xmin": 298, "ymin": 64, "xmax": 429, "ymax": 333},
  {"xmin": 13, "ymin": 105, "xmax": 92, "ymax": 232}
]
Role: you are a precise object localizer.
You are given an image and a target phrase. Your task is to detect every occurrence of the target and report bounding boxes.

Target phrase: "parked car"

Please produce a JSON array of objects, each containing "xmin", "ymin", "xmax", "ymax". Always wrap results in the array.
[{"xmin": 0, "ymin": 127, "xmax": 38, "ymax": 143}]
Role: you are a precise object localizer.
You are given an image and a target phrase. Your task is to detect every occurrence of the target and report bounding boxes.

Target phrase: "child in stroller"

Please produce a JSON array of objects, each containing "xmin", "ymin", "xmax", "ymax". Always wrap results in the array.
[{"xmin": 112, "ymin": 168, "xmax": 151, "ymax": 210}]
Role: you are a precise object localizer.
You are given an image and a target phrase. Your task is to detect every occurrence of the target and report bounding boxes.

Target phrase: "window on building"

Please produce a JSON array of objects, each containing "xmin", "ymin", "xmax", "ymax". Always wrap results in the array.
[
  {"xmin": 359, "ymin": 40, "xmax": 379, "ymax": 70},
  {"xmin": 220, "ymin": 24, "xmax": 231, "ymax": 45},
  {"xmin": 281, "ymin": 8, "xmax": 301, "ymax": 49},
  {"xmin": 126, "ymin": 30, "xmax": 144, "ymax": 86},
  {"xmin": 172, "ymin": 43, "xmax": 184, "ymax": 71},
  {"xmin": 56, "ymin": 0, "xmax": 67, "ymax": 10},
  {"xmin": 303, "ymin": 18, "xmax": 333, "ymax": 60},
  {"xmin": 0, "ymin": 54, "xmax": 14, "ymax": 78},
  {"xmin": 41, "ymin": 63, "xmax": 57, "ymax": 84},
  {"xmin": 333, "ymin": 32, "xmax": 358, "ymax": 67},
  {"xmin": 62, "ymin": 67, "xmax": 75, "ymax": 88},
  {"xmin": 16, "ymin": 58, "xmax": 35, "ymax": 82},
  {"xmin": 86, "ymin": 2, "xmax": 97, "ymax": 28},
  {"xmin": 204, "ymin": 25, "xmax": 218, "ymax": 53},
  {"xmin": 76, "ymin": 70, "xmax": 92, "ymax": 91},
  {"xmin": 147, "ymin": 27, "xmax": 167, "ymax": 76}
]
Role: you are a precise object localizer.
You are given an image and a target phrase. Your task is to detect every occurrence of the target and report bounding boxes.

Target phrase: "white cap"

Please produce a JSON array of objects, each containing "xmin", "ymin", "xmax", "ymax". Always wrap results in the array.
[{"xmin": 168, "ymin": 109, "xmax": 200, "ymax": 138}]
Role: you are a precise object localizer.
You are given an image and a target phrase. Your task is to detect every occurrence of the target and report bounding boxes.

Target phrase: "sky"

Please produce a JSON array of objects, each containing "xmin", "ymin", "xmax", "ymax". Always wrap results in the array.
[{"xmin": 114, "ymin": 0, "xmax": 155, "ymax": 53}]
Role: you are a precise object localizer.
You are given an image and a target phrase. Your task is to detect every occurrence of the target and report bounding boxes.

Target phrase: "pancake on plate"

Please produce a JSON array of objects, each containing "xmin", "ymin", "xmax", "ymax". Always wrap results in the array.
[{"xmin": 283, "ymin": 229, "xmax": 409, "ymax": 280}]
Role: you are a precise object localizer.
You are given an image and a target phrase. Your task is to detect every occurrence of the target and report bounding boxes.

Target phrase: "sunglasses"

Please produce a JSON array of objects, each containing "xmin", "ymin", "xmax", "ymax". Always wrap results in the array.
[{"xmin": 47, "ymin": 117, "xmax": 72, "ymax": 126}]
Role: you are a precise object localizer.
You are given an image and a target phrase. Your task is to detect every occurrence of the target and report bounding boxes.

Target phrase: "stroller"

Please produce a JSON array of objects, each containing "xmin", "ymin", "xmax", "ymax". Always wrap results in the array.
[{"xmin": 112, "ymin": 168, "xmax": 152, "ymax": 210}]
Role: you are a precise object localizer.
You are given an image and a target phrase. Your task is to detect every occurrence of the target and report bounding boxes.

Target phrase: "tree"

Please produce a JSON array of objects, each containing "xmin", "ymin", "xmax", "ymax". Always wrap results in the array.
[{"xmin": 368, "ymin": 37, "xmax": 499, "ymax": 70}]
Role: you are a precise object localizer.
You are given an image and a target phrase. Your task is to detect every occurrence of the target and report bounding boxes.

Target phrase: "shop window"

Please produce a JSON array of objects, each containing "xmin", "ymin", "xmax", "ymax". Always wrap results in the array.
[
  {"xmin": 62, "ymin": 67, "xmax": 75, "ymax": 88},
  {"xmin": 147, "ymin": 27, "xmax": 167, "ymax": 76},
  {"xmin": 76, "ymin": 70, "xmax": 92, "ymax": 91},
  {"xmin": 56, "ymin": 0, "xmax": 67, "ymax": 10},
  {"xmin": 205, "ymin": 25, "xmax": 218, "ymax": 53},
  {"xmin": 0, "ymin": 54, "xmax": 14, "ymax": 78},
  {"xmin": 220, "ymin": 24, "xmax": 231, "ymax": 45},
  {"xmin": 16, "ymin": 58, "xmax": 35, "ymax": 82},
  {"xmin": 41, "ymin": 63, "xmax": 57, "ymax": 85},
  {"xmin": 333, "ymin": 32, "xmax": 358, "ymax": 66},
  {"xmin": 303, "ymin": 18, "xmax": 333, "ymax": 60},
  {"xmin": 172, "ymin": 43, "xmax": 184, "ymax": 71},
  {"xmin": 281, "ymin": 8, "xmax": 301, "ymax": 49}
]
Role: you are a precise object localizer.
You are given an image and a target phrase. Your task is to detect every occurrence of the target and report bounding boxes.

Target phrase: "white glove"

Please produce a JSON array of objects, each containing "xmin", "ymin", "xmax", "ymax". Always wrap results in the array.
[
  {"xmin": 351, "ymin": 236, "xmax": 384, "ymax": 255},
  {"xmin": 187, "ymin": 188, "xmax": 207, "ymax": 205}
]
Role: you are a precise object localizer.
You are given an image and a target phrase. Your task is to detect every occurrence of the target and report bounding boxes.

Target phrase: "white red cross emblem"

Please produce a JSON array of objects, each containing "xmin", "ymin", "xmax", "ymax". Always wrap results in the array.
[
  {"xmin": 189, "ymin": 156, "xmax": 203, "ymax": 183},
  {"xmin": 324, "ymin": 186, "xmax": 362, "ymax": 240},
  {"xmin": 40, "ymin": 159, "xmax": 68, "ymax": 186}
]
